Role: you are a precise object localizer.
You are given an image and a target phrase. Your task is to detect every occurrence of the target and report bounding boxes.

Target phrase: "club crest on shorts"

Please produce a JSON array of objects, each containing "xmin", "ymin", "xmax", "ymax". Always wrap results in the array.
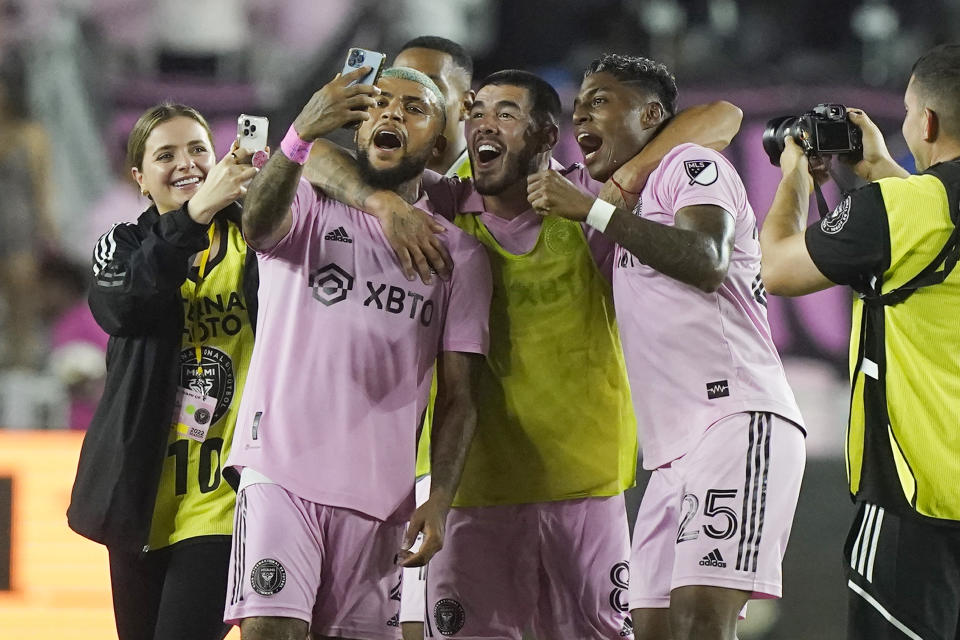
[
  {"xmin": 684, "ymin": 160, "xmax": 718, "ymax": 186},
  {"xmin": 434, "ymin": 598, "xmax": 465, "ymax": 635},
  {"xmin": 250, "ymin": 558, "xmax": 286, "ymax": 595}
]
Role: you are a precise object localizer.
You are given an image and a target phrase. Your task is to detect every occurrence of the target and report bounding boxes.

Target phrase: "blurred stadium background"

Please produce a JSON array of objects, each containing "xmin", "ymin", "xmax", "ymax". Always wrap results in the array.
[{"xmin": 0, "ymin": 0, "xmax": 951, "ymax": 637}]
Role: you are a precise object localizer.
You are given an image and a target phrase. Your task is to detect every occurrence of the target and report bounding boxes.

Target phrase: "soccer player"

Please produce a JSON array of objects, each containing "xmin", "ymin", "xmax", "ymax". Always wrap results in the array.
[
  {"xmin": 222, "ymin": 66, "xmax": 492, "ymax": 640},
  {"xmin": 759, "ymin": 44, "xmax": 960, "ymax": 640},
  {"xmin": 305, "ymin": 67, "xmax": 743, "ymax": 638},
  {"xmin": 390, "ymin": 35, "xmax": 475, "ymax": 640},
  {"xmin": 395, "ymin": 36, "xmax": 475, "ymax": 178},
  {"xmin": 527, "ymin": 54, "xmax": 806, "ymax": 640}
]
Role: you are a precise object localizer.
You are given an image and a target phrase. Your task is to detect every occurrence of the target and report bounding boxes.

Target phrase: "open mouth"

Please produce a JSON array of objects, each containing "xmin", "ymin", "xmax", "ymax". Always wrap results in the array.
[
  {"xmin": 576, "ymin": 132, "xmax": 603, "ymax": 161},
  {"xmin": 475, "ymin": 142, "xmax": 502, "ymax": 166},
  {"xmin": 373, "ymin": 129, "xmax": 403, "ymax": 150},
  {"xmin": 172, "ymin": 176, "xmax": 202, "ymax": 188}
]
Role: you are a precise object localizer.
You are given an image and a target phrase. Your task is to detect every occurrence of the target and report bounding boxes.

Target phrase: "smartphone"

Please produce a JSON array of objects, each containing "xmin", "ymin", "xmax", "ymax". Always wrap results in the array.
[
  {"xmin": 341, "ymin": 47, "xmax": 386, "ymax": 86},
  {"xmin": 237, "ymin": 114, "xmax": 269, "ymax": 152}
]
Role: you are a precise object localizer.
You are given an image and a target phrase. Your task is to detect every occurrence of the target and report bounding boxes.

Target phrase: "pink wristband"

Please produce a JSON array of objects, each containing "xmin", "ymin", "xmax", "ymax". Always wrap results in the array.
[{"xmin": 280, "ymin": 124, "xmax": 314, "ymax": 165}]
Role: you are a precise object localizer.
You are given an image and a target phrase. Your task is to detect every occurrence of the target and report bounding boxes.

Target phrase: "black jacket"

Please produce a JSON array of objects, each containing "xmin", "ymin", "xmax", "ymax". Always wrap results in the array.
[{"xmin": 67, "ymin": 202, "xmax": 258, "ymax": 553}]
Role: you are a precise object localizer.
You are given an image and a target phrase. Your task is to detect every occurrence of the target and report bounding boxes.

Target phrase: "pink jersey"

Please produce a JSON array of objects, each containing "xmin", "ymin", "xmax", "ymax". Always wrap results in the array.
[
  {"xmin": 227, "ymin": 179, "xmax": 492, "ymax": 521},
  {"xmin": 614, "ymin": 143, "xmax": 803, "ymax": 470}
]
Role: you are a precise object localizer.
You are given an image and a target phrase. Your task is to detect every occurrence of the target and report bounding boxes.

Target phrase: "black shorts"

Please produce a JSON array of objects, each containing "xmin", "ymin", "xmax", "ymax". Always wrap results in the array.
[
  {"xmin": 109, "ymin": 536, "xmax": 232, "ymax": 640},
  {"xmin": 844, "ymin": 501, "xmax": 960, "ymax": 640}
]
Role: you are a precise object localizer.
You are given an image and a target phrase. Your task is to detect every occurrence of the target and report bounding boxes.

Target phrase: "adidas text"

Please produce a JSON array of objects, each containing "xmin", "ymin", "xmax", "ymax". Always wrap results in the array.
[{"xmin": 699, "ymin": 549, "xmax": 727, "ymax": 568}]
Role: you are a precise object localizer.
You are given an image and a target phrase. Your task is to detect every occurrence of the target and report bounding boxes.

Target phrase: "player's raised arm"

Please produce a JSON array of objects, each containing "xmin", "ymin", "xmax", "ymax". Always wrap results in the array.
[
  {"xmin": 243, "ymin": 67, "xmax": 378, "ymax": 251},
  {"xmin": 528, "ymin": 167, "xmax": 735, "ymax": 292}
]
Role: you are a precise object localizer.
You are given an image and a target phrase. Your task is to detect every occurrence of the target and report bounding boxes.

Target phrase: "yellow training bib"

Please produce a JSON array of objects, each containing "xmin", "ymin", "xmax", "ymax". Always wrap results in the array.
[{"xmin": 452, "ymin": 214, "xmax": 637, "ymax": 506}]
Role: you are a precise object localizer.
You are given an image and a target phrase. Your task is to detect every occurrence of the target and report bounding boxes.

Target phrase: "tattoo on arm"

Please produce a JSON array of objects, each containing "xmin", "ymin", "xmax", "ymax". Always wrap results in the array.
[
  {"xmin": 606, "ymin": 204, "xmax": 734, "ymax": 292},
  {"xmin": 242, "ymin": 151, "xmax": 301, "ymax": 250},
  {"xmin": 302, "ymin": 140, "xmax": 378, "ymax": 211}
]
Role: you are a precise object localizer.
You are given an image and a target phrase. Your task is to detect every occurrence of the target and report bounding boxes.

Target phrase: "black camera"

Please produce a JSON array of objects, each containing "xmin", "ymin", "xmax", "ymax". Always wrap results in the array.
[{"xmin": 762, "ymin": 104, "xmax": 863, "ymax": 166}]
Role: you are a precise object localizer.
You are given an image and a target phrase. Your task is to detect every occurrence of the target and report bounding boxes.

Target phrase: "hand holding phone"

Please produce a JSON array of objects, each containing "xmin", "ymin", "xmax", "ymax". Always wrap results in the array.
[
  {"xmin": 341, "ymin": 48, "xmax": 386, "ymax": 86},
  {"xmin": 292, "ymin": 67, "xmax": 381, "ymax": 141},
  {"xmin": 237, "ymin": 114, "xmax": 269, "ymax": 168}
]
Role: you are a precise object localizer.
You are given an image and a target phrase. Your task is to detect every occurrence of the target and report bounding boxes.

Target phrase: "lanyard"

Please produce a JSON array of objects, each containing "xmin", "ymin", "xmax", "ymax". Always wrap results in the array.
[{"xmin": 191, "ymin": 223, "xmax": 216, "ymax": 377}]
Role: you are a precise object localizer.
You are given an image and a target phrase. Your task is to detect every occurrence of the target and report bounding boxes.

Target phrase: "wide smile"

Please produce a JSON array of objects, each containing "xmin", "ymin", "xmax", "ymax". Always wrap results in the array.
[
  {"xmin": 171, "ymin": 176, "xmax": 203, "ymax": 190},
  {"xmin": 472, "ymin": 139, "xmax": 504, "ymax": 170},
  {"xmin": 576, "ymin": 131, "xmax": 604, "ymax": 163}
]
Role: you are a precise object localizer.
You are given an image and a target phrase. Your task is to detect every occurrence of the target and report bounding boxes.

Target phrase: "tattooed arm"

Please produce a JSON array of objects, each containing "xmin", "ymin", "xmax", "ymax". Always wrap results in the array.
[
  {"xmin": 243, "ymin": 67, "xmax": 378, "ymax": 250},
  {"xmin": 528, "ymin": 170, "xmax": 735, "ymax": 292},
  {"xmin": 303, "ymin": 138, "xmax": 453, "ymax": 283}
]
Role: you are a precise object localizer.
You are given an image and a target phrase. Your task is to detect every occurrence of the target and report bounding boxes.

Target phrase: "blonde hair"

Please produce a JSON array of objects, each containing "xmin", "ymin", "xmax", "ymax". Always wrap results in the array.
[{"xmin": 126, "ymin": 103, "xmax": 214, "ymax": 170}]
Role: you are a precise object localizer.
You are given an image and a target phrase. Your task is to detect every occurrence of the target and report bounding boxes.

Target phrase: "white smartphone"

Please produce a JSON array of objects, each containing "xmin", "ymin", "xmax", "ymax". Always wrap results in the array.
[
  {"xmin": 237, "ymin": 114, "xmax": 269, "ymax": 152},
  {"xmin": 341, "ymin": 48, "xmax": 386, "ymax": 86}
]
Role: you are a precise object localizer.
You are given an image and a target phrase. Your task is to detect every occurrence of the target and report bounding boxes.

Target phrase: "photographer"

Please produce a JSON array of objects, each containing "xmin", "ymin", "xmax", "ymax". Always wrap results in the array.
[{"xmin": 759, "ymin": 44, "xmax": 960, "ymax": 640}]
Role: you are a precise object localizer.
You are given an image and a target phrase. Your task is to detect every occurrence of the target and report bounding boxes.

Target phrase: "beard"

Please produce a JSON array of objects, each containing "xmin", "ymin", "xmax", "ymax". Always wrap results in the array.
[
  {"xmin": 472, "ymin": 146, "xmax": 541, "ymax": 196},
  {"xmin": 357, "ymin": 147, "xmax": 432, "ymax": 190}
]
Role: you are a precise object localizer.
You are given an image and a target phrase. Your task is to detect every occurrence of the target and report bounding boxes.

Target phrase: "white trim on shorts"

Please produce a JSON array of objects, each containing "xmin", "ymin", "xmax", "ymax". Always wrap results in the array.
[{"xmin": 847, "ymin": 580, "xmax": 923, "ymax": 640}]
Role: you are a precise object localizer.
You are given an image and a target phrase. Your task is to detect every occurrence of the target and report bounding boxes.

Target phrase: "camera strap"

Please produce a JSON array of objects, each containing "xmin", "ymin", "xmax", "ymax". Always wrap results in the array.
[
  {"xmin": 813, "ymin": 183, "xmax": 831, "ymax": 220},
  {"xmin": 813, "ymin": 165, "xmax": 853, "ymax": 220}
]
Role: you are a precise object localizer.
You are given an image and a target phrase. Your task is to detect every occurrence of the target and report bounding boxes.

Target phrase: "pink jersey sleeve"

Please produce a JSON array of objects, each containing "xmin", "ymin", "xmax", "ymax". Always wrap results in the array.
[
  {"xmin": 656, "ymin": 144, "xmax": 744, "ymax": 222},
  {"xmin": 259, "ymin": 177, "xmax": 323, "ymax": 260},
  {"xmin": 442, "ymin": 241, "xmax": 492, "ymax": 355}
]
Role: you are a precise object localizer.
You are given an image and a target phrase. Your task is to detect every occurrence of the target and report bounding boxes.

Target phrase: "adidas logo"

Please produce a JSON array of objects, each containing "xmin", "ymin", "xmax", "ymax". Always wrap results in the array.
[
  {"xmin": 699, "ymin": 549, "xmax": 727, "ymax": 568},
  {"xmin": 325, "ymin": 226, "xmax": 353, "ymax": 243},
  {"xmin": 386, "ymin": 612, "xmax": 399, "ymax": 627}
]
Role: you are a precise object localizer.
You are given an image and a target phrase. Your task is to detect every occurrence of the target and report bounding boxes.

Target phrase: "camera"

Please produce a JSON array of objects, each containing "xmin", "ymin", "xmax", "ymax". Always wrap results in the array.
[
  {"xmin": 348, "ymin": 49, "xmax": 365, "ymax": 66},
  {"xmin": 762, "ymin": 104, "xmax": 863, "ymax": 166}
]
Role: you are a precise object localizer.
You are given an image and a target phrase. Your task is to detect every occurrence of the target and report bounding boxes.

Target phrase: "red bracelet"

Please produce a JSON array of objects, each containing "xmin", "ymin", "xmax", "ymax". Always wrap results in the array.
[{"xmin": 611, "ymin": 176, "xmax": 640, "ymax": 202}]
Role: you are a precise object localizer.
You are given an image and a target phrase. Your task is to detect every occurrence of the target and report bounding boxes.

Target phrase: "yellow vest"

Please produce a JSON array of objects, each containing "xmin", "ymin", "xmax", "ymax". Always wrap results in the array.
[
  {"xmin": 148, "ymin": 219, "xmax": 256, "ymax": 548},
  {"xmin": 452, "ymin": 213, "xmax": 637, "ymax": 506},
  {"xmin": 847, "ymin": 167, "xmax": 960, "ymax": 522}
]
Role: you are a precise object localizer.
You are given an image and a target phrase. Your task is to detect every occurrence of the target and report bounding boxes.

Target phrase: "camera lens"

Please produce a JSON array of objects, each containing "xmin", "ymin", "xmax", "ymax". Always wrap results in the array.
[
  {"xmin": 762, "ymin": 116, "xmax": 799, "ymax": 166},
  {"xmin": 250, "ymin": 125, "xmax": 256, "ymax": 132},
  {"xmin": 356, "ymin": 51, "xmax": 365, "ymax": 63},
  {"xmin": 243, "ymin": 128, "xmax": 249, "ymax": 136},
  {"xmin": 244, "ymin": 119, "xmax": 250, "ymax": 126}
]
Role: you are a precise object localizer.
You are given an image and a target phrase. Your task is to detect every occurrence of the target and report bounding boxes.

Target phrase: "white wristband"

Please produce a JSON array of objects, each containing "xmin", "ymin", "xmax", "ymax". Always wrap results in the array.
[{"xmin": 586, "ymin": 198, "xmax": 616, "ymax": 232}]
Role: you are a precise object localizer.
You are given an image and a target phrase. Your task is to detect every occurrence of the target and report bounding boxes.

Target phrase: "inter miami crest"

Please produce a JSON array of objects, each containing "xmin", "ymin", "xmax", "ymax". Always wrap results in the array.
[
  {"xmin": 434, "ymin": 598, "xmax": 465, "ymax": 636},
  {"xmin": 250, "ymin": 558, "xmax": 286, "ymax": 595},
  {"xmin": 684, "ymin": 160, "xmax": 719, "ymax": 186},
  {"xmin": 179, "ymin": 346, "xmax": 235, "ymax": 424}
]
